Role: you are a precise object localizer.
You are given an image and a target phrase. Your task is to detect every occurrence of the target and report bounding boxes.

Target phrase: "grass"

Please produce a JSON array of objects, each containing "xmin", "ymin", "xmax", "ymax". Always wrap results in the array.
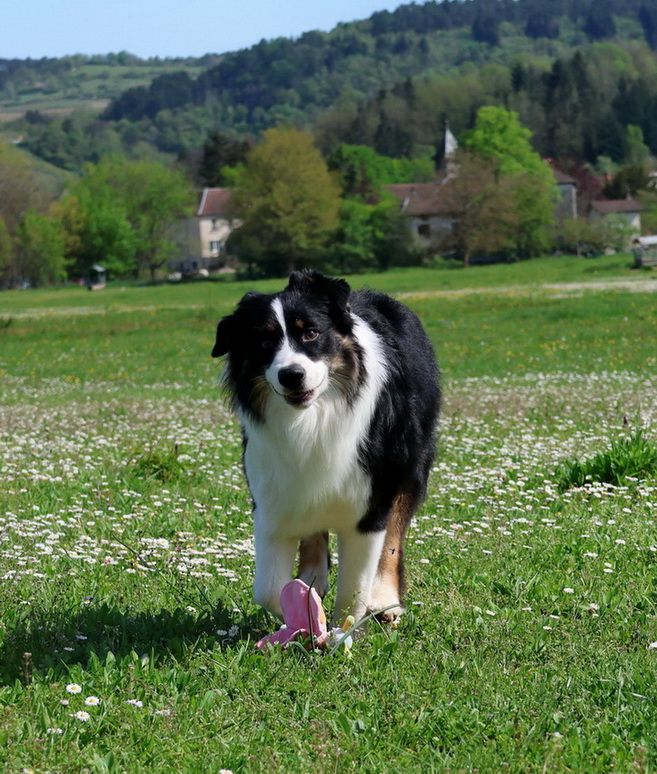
[
  {"xmin": 1, "ymin": 258, "xmax": 657, "ymax": 771},
  {"xmin": 557, "ymin": 430, "xmax": 657, "ymax": 490}
]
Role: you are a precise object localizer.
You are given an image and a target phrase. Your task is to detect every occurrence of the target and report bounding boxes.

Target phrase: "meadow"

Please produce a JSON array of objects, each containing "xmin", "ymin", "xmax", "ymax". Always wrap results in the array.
[{"xmin": 1, "ymin": 255, "xmax": 657, "ymax": 772}]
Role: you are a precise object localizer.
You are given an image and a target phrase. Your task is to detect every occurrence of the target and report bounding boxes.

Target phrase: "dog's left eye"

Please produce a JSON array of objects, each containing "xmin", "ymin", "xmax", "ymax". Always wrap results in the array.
[{"xmin": 302, "ymin": 329, "xmax": 319, "ymax": 343}]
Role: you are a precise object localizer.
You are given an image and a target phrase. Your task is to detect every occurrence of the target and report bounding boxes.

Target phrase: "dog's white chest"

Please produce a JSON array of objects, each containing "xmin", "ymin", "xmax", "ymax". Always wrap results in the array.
[{"xmin": 243, "ymin": 399, "xmax": 372, "ymax": 536}]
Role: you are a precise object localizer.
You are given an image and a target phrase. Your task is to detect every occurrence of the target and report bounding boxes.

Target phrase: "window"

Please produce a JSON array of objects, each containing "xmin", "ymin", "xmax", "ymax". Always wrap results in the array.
[
  {"xmin": 209, "ymin": 241, "xmax": 223, "ymax": 254},
  {"xmin": 417, "ymin": 223, "xmax": 431, "ymax": 238}
]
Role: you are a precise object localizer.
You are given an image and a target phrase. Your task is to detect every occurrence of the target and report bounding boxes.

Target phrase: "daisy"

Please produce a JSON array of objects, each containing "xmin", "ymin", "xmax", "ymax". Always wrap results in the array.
[
  {"xmin": 71, "ymin": 711, "xmax": 90, "ymax": 722},
  {"xmin": 126, "ymin": 699, "xmax": 144, "ymax": 707},
  {"xmin": 65, "ymin": 683, "xmax": 82, "ymax": 694},
  {"xmin": 84, "ymin": 696, "xmax": 100, "ymax": 706}
]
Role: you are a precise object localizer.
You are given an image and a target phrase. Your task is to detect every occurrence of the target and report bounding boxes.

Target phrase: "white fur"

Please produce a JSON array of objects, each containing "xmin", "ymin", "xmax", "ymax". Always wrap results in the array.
[{"xmin": 243, "ymin": 306, "xmax": 388, "ymax": 619}]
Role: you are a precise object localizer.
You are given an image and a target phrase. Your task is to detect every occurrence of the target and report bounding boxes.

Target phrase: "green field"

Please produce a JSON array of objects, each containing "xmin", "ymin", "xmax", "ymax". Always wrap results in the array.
[
  {"xmin": 0, "ymin": 62, "xmax": 205, "ymax": 122},
  {"xmin": 1, "ymin": 257, "xmax": 657, "ymax": 772}
]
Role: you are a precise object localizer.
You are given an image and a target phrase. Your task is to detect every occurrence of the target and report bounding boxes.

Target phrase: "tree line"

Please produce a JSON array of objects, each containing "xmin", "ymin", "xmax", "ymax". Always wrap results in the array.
[
  {"xmin": 2, "ymin": 106, "xmax": 578, "ymax": 287},
  {"xmin": 0, "ymin": 146, "xmax": 192, "ymax": 288}
]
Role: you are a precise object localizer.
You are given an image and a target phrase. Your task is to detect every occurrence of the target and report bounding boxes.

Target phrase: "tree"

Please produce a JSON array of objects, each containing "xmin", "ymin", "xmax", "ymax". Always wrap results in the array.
[
  {"xmin": 329, "ymin": 196, "xmax": 416, "ymax": 274},
  {"xmin": 328, "ymin": 144, "xmax": 434, "ymax": 201},
  {"xmin": 463, "ymin": 106, "xmax": 556, "ymax": 255},
  {"xmin": 558, "ymin": 218, "xmax": 607, "ymax": 257},
  {"xmin": 441, "ymin": 151, "xmax": 520, "ymax": 266},
  {"xmin": 230, "ymin": 128, "xmax": 341, "ymax": 275},
  {"xmin": 604, "ymin": 164, "xmax": 650, "ymax": 199},
  {"xmin": 471, "ymin": 14, "xmax": 499, "ymax": 46},
  {"xmin": 55, "ymin": 190, "xmax": 136, "ymax": 279},
  {"xmin": 584, "ymin": 2, "xmax": 616, "ymax": 40},
  {"xmin": 624, "ymin": 125, "xmax": 651, "ymax": 166},
  {"xmin": 198, "ymin": 131, "xmax": 251, "ymax": 187},
  {"xmin": 15, "ymin": 211, "xmax": 68, "ymax": 287},
  {"xmin": 0, "ymin": 217, "xmax": 13, "ymax": 287},
  {"xmin": 77, "ymin": 159, "xmax": 193, "ymax": 282},
  {"xmin": 0, "ymin": 143, "xmax": 50, "ymax": 236}
]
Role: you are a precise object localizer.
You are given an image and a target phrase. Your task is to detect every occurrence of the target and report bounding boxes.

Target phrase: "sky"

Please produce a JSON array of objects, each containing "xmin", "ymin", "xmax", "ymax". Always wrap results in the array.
[{"xmin": 1, "ymin": 0, "xmax": 405, "ymax": 60}]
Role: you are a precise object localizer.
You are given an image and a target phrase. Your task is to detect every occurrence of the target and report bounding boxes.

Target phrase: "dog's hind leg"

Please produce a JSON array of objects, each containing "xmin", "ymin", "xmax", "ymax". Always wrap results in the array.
[
  {"xmin": 368, "ymin": 493, "xmax": 414, "ymax": 624},
  {"xmin": 298, "ymin": 531, "xmax": 330, "ymax": 597}
]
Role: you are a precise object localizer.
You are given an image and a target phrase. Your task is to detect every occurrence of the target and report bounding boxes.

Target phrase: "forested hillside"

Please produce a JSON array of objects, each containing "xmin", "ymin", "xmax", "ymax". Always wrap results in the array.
[{"xmin": 6, "ymin": 0, "xmax": 657, "ymax": 171}]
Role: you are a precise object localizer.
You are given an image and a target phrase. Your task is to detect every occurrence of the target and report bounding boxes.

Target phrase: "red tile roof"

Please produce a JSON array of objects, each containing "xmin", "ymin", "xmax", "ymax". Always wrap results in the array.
[
  {"xmin": 590, "ymin": 198, "xmax": 643, "ymax": 215},
  {"xmin": 197, "ymin": 187, "xmax": 233, "ymax": 217}
]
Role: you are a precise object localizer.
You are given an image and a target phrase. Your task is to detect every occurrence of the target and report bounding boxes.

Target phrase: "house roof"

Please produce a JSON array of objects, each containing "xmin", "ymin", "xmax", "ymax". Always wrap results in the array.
[
  {"xmin": 385, "ymin": 183, "xmax": 448, "ymax": 217},
  {"xmin": 590, "ymin": 198, "xmax": 643, "ymax": 215},
  {"xmin": 545, "ymin": 159, "xmax": 577, "ymax": 185},
  {"xmin": 197, "ymin": 187, "xmax": 232, "ymax": 217},
  {"xmin": 552, "ymin": 168, "xmax": 576, "ymax": 185}
]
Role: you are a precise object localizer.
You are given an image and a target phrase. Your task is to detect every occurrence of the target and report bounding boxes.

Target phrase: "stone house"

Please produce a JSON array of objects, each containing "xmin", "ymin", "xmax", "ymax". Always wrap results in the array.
[
  {"xmin": 589, "ymin": 198, "xmax": 643, "ymax": 232},
  {"xmin": 552, "ymin": 167, "xmax": 578, "ymax": 221},
  {"xmin": 169, "ymin": 187, "xmax": 240, "ymax": 277},
  {"xmin": 384, "ymin": 182, "xmax": 453, "ymax": 248}
]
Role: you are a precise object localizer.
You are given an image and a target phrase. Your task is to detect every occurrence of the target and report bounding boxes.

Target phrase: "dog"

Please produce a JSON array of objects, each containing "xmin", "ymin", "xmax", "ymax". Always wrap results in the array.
[{"xmin": 212, "ymin": 270, "xmax": 440, "ymax": 624}]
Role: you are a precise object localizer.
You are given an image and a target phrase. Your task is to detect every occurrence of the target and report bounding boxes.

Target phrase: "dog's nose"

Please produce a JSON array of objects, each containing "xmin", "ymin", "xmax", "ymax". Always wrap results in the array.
[{"xmin": 278, "ymin": 364, "xmax": 305, "ymax": 390}]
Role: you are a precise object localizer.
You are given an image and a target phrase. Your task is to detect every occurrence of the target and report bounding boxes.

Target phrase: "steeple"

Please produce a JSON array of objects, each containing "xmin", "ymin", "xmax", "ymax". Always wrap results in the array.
[
  {"xmin": 443, "ymin": 121, "xmax": 459, "ymax": 181},
  {"xmin": 444, "ymin": 121, "xmax": 458, "ymax": 158}
]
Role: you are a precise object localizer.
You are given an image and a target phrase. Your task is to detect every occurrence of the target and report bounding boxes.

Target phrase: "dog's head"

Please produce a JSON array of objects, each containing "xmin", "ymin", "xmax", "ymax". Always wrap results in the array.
[{"xmin": 213, "ymin": 270, "xmax": 358, "ymax": 419}]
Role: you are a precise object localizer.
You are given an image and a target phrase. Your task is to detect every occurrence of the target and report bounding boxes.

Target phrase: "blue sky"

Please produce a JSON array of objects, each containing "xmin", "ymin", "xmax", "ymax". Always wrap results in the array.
[{"xmin": 1, "ymin": 1, "xmax": 405, "ymax": 59}]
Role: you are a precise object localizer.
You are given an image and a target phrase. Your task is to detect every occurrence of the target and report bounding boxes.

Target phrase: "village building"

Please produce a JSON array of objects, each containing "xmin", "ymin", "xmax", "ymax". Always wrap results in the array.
[
  {"xmin": 169, "ymin": 187, "xmax": 240, "ymax": 277},
  {"xmin": 552, "ymin": 167, "xmax": 578, "ymax": 221},
  {"xmin": 385, "ymin": 182, "xmax": 453, "ymax": 248},
  {"xmin": 589, "ymin": 198, "xmax": 643, "ymax": 232}
]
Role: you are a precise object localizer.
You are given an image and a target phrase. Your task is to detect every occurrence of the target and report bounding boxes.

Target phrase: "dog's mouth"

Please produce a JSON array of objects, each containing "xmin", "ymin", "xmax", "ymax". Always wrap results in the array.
[
  {"xmin": 283, "ymin": 388, "xmax": 315, "ymax": 407},
  {"xmin": 273, "ymin": 375, "xmax": 327, "ymax": 408}
]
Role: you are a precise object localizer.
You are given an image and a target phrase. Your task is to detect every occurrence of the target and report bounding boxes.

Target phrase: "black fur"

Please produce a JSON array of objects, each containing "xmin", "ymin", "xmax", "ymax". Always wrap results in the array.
[{"xmin": 348, "ymin": 289, "xmax": 440, "ymax": 532}]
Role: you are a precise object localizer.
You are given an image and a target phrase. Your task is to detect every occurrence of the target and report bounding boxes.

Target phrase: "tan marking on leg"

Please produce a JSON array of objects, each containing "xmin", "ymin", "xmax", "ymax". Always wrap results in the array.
[
  {"xmin": 298, "ymin": 531, "xmax": 330, "ymax": 597},
  {"xmin": 369, "ymin": 494, "xmax": 414, "ymax": 623}
]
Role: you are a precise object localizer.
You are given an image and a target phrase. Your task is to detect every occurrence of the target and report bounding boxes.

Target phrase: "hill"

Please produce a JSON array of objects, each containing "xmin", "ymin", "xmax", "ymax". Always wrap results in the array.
[
  {"xmin": 0, "ymin": 53, "xmax": 215, "ymax": 123},
  {"xmin": 7, "ymin": 0, "xmax": 657, "ymax": 172}
]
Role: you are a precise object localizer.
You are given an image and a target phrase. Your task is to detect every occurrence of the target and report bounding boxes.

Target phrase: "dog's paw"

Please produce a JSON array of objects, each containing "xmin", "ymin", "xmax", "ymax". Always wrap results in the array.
[{"xmin": 368, "ymin": 584, "xmax": 404, "ymax": 625}]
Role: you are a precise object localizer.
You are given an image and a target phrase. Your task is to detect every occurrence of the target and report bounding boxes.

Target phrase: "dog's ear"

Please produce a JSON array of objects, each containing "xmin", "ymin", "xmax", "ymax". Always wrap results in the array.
[
  {"xmin": 211, "ymin": 314, "xmax": 234, "ymax": 358},
  {"xmin": 287, "ymin": 270, "xmax": 351, "ymax": 311},
  {"xmin": 212, "ymin": 291, "xmax": 263, "ymax": 357}
]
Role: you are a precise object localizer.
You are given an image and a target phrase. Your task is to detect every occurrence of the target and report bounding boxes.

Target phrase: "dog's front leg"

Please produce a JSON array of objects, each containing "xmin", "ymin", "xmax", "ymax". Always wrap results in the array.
[
  {"xmin": 334, "ymin": 529, "xmax": 386, "ymax": 624},
  {"xmin": 253, "ymin": 513, "xmax": 297, "ymax": 617}
]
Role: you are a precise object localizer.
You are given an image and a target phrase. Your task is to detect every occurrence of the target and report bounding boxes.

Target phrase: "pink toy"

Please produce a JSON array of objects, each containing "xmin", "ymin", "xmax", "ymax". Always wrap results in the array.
[{"xmin": 255, "ymin": 579, "xmax": 354, "ymax": 653}]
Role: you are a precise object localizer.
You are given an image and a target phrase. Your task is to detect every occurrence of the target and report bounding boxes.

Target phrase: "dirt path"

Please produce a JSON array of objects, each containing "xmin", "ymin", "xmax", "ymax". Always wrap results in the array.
[
  {"xmin": 4, "ymin": 276, "xmax": 657, "ymax": 318},
  {"xmin": 398, "ymin": 277, "xmax": 657, "ymax": 301}
]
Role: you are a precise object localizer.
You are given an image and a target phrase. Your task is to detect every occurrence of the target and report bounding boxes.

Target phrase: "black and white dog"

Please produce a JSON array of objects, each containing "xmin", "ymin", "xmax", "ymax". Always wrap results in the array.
[{"xmin": 212, "ymin": 270, "xmax": 440, "ymax": 624}]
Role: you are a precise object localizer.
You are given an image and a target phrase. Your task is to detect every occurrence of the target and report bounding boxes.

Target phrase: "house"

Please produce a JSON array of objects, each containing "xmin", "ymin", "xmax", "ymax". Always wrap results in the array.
[
  {"xmin": 384, "ymin": 124, "xmax": 457, "ymax": 247},
  {"xmin": 169, "ymin": 187, "xmax": 240, "ymax": 277},
  {"xmin": 385, "ymin": 183, "xmax": 453, "ymax": 247},
  {"xmin": 589, "ymin": 198, "xmax": 643, "ymax": 232},
  {"xmin": 387, "ymin": 131, "xmax": 582, "ymax": 250},
  {"xmin": 551, "ymin": 167, "xmax": 578, "ymax": 221},
  {"xmin": 197, "ymin": 187, "xmax": 237, "ymax": 261}
]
